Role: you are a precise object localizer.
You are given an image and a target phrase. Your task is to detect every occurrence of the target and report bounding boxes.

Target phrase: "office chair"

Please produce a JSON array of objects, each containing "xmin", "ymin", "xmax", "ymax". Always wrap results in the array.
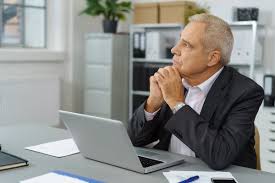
[{"xmin": 255, "ymin": 126, "xmax": 261, "ymax": 170}]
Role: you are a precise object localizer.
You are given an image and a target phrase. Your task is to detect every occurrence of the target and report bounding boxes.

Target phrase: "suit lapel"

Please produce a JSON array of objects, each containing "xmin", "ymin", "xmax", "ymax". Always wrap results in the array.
[{"xmin": 200, "ymin": 66, "xmax": 233, "ymax": 122}]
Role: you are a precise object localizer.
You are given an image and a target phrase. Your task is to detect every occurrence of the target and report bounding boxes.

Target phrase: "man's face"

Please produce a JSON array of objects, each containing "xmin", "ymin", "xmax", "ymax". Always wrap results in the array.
[{"xmin": 171, "ymin": 22, "xmax": 210, "ymax": 78}]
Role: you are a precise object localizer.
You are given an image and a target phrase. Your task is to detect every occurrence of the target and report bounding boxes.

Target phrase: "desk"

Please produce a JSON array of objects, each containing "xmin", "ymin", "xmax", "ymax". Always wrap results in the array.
[{"xmin": 0, "ymin": 125, "xmax": 275, "ymax": 183}]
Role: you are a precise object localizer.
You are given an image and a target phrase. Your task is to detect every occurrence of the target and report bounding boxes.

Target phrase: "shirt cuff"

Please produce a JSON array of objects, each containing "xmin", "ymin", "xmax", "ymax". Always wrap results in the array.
[{"xmin": 144, "ymin": 108, "xmax": 160, "ymax": 121}]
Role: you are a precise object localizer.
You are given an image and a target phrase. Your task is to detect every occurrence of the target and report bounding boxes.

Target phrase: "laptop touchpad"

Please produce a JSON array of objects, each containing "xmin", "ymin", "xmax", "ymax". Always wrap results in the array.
[{"xmin": 135, "ymin": 149, "xmax": 160, "ymax": 157}]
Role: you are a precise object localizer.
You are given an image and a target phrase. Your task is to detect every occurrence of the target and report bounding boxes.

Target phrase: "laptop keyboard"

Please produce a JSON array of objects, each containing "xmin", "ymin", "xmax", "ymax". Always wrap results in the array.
[{"xmin": 138, "ymin": 156, "xmax": 163, "ymax": 168}]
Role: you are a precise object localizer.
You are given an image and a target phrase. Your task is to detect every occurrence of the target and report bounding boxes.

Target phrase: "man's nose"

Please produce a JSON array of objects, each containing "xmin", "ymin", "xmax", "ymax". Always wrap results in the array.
[{"xmin": 171, "ymin": 44, "xmax": 180, "ymax": 56}]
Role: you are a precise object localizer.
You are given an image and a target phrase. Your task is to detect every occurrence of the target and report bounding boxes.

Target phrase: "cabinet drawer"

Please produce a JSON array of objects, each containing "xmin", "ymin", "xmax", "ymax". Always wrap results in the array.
[
  {"xmin": 259, "ymin": 109, "xmax": 275, "ymax": 119},
  {"xmin": 268, "ymin": 120, "xmax": 275, "ymax": 129},
  {"xmin": 86, "ymin": 38, "xmax": 112, "ymax": 64},
  {"xmin": 259, "ymin": 127, "xmax": 275, "ymax": 139},
  {"xmin": 260, "ymin": 147, "xmax": 275, "ymax": 160},
  {"xmin": 255, "ymin": 116, "xmax": 275, "ymax": 129},
  {"xmin": 261, "ymin": 159, "xmax": 275, "ymax": 173},
  {"xmin": 85, "ymin": 65, "xmax": 111, "ymax": 90},
  {"xmin": 84, "ymin": 90, "xmax": 111, "ymax": 116},
  {"xmin": 261, "ymin": 136, "xmax": 275, "ymax": 147},
  {"xmin": 260, "ymin": 135, "xmax": 275, "ymax": 160}
]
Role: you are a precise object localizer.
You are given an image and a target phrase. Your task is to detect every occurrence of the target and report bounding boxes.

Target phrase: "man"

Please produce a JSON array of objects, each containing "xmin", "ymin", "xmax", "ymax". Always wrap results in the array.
[{"xmin": 127, "ymin": 14, "xmax": 264, "ymax": 170}]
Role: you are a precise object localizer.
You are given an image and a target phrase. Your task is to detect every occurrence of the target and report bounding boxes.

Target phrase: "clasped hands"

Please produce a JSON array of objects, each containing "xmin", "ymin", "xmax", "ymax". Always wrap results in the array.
[{"xmin": 145, "ymin": 66, "xmax": 185, "ymax": 113}]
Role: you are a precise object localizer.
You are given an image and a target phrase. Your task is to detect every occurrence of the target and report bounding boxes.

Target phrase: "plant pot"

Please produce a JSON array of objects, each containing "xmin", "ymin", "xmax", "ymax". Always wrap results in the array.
[{"xmin": 103, "ymin": 19, "xmax": 118, "ymax": 33}]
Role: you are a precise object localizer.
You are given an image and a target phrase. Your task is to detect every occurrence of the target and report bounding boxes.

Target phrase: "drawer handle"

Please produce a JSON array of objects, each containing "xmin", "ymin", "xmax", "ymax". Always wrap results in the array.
[
  {"xmin": 270, "ymin": 129, "xmax": 275, "ymax": 133},
  {"xmin": 270, "ymin": 138, "xmax": 275, "ymax": 142},
  {"xmin": 268, "ymin": 149, "xmax": 275, "ymax": 153},
  {"xmin": 268, "ymin": 160, "xmax": 275, "ymax": 164},
  {"xmin": 271, "ymin": 112, "xmax": 275, "ymax": 115},
  {"xmin": 271, "ymin": 121, "xmax": 275, "ymax": 124}
]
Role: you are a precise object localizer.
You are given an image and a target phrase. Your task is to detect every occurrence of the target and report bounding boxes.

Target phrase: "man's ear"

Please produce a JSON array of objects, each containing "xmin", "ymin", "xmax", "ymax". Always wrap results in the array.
[{"xmin": 207, "ymin": 50, "xmax": 221, "ymax": 67}]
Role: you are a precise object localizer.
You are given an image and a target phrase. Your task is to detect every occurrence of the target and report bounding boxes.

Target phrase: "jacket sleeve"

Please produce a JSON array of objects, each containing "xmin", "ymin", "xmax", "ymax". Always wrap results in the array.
[
  {"xmin": 127, "ymin": 101, "xmax": 167, "ymax": 147},
  {"xmin": 165, "ymin": 85, "xmax": 264, "ymax": 170}
]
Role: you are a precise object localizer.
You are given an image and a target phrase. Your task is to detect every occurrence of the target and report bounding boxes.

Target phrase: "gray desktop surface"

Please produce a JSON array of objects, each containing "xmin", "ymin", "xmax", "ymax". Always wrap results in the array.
[{"xmin": 0, "ymin": 124, "xmax": 274, "ymax": 183}]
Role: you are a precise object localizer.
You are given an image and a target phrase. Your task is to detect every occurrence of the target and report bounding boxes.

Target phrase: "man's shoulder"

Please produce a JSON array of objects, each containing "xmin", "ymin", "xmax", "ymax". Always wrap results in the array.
[{"xmin": 225, "ymin": 66, "xmax": 264, "ymax": 94}]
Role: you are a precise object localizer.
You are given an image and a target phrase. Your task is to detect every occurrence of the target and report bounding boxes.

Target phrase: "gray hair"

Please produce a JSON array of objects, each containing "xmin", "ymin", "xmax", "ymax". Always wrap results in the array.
[{"xmin": 189, "ymin": 13, "xmax": 234, "ymax": 65}]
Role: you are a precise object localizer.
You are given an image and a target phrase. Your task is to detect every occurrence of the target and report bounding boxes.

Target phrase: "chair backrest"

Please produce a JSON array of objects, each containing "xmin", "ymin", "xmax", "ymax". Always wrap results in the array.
[{"xmin": 255, "ymin": 126, "xmax": 261, "ymax": 170}]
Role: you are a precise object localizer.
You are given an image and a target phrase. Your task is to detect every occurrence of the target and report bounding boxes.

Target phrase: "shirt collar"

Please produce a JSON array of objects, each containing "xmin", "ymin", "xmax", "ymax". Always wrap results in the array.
[{"xmin": 183, "ymin": 67, "xmax": 224, "ymax": 96}]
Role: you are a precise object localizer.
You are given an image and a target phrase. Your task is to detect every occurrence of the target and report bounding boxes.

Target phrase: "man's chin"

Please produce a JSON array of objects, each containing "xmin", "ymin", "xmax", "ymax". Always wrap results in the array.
[{"xmin": 172, "ymin": 64, "xmax": 180, "ymax": 71}]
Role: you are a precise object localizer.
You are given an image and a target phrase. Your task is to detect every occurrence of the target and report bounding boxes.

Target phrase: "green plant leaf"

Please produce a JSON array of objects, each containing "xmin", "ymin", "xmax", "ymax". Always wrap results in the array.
[
  {"xmin": 80, "ymin": 0, "xmax": 132, "ymax": 21},
  {"xmin": 80, "ymin": 0, "xmax": 106, "ymax": 16},
  {"xmin": 115, "ymin": 12, "xmax": 126, "ymax": 21}
]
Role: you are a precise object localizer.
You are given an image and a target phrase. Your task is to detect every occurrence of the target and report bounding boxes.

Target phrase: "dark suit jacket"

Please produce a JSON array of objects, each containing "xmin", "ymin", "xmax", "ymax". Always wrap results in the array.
[{"xmin": 127, "ymin": 66, "xmax": 264, "ymax": 170}]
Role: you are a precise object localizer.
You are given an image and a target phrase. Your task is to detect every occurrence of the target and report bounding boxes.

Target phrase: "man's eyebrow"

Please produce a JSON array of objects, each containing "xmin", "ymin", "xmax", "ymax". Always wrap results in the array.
[{"xmin": 180, "ymin": 38, "xmax": 193, "ymax": 47}]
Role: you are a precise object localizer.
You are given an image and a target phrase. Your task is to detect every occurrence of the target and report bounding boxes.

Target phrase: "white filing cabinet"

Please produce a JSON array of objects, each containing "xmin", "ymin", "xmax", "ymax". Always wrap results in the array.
[
  {"xmin": 255, "ymin": 107, "xmax": 275, "ymax": 173},
  {"xmin": 84, "ymin": 33, "xmax": 129, "ymax": 124}
]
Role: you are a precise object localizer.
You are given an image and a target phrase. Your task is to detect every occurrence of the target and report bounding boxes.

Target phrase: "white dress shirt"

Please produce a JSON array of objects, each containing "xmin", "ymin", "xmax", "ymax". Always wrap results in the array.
[{"xmin": 144, "ymin": 67, "xmax": 224, "ymax": 156}]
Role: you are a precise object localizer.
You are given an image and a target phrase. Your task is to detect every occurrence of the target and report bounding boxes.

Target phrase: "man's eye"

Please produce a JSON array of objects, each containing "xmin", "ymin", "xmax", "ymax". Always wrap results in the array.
[{"xmin": 183, "ymin": 42, "xmax": 190, "ymax": 48}]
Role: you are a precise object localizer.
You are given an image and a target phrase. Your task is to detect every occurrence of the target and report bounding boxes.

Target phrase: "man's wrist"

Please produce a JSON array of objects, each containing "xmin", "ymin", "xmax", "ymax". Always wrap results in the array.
[
  {"xmin": 145, "ymin": 97, "xmax": 162, "ymax": 113},
  {"xmin": 171, "ymin": 102, "xmax": 185, "ymax": 114}
]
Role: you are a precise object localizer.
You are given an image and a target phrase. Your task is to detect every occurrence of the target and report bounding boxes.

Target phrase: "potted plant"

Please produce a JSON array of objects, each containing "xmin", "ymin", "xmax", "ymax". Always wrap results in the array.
[
  {"xmin": 184, "ymin": 3, "xmax": 209, "ymax": 24},
  {"xmin": 80, "ymin": 0, "xmax": 132, "ymax": 33}
]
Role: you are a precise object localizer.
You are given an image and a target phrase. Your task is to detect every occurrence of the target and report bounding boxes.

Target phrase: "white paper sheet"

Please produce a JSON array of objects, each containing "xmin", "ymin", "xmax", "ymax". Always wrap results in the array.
[
  {"xmin": 25, "ymin": 138, "xmax": 79, "ymax": 157},
  {"xmin": 20, "ymin": 172, "xmax": 87, "ymax": 183},
  {"xmin": 163, "ymin": 171, "xmax": 238, "ymax": 183}
]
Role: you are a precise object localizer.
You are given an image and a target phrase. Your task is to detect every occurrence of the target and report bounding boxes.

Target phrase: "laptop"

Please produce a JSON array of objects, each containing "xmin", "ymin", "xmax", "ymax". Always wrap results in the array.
[{"xmin": 59, "ymin": 110, "xmax": 185, "ymax": 174}]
